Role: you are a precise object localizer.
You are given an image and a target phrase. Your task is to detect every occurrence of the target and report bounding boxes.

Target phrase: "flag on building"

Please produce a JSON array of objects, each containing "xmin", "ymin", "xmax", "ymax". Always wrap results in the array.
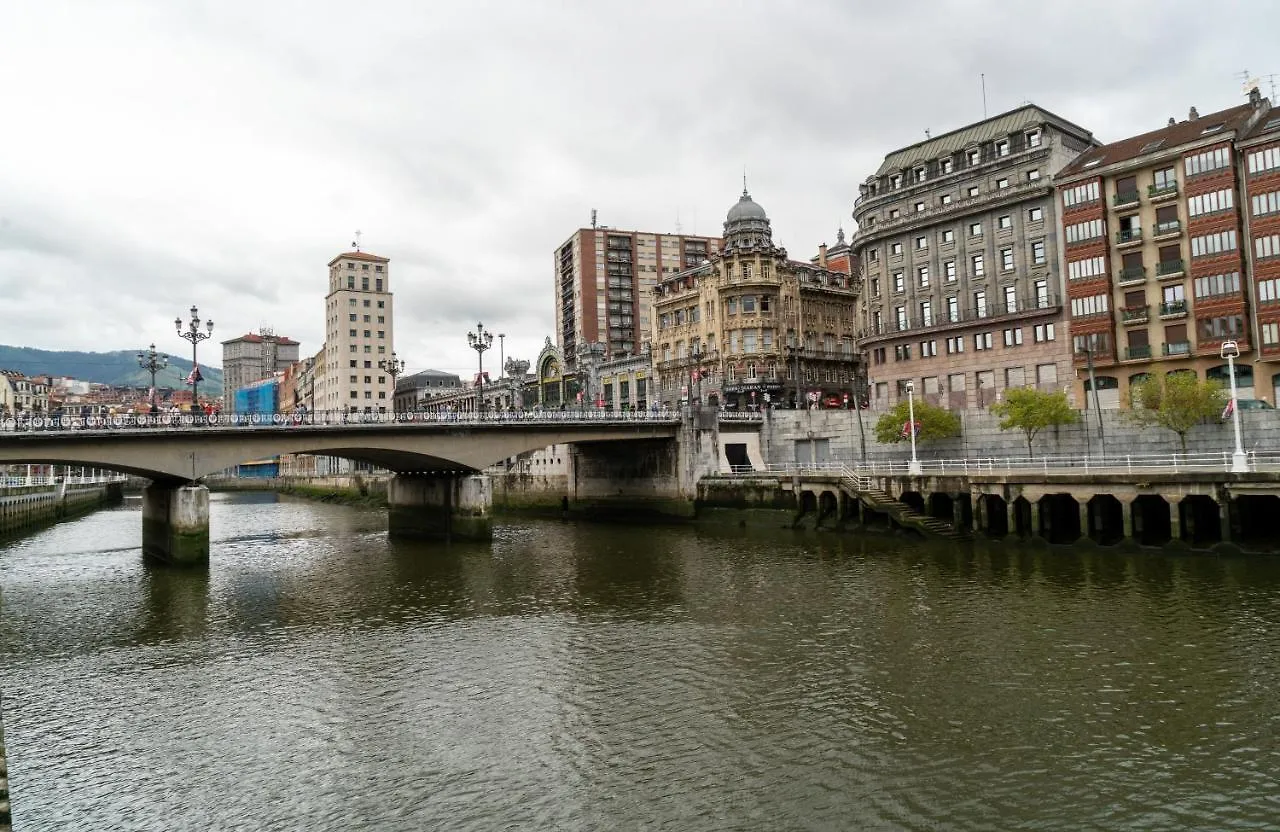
[
  {"xmin": 1221, "ymin": 398, "xmax": 1235, "ymax": 421},
  {"xmin": 185, "ymin": 363, "xmax": 203, "ymax": 385}
]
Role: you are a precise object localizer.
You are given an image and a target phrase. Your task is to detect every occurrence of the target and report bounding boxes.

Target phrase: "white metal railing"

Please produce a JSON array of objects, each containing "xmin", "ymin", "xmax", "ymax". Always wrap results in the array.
[
  {"xmin": 0, "ymin": 408, "xmax": 683, "ymax": 434},
  {"xmin": 762, "ymin": 451, "xmax": 1280, "ymax": 478},
  {"xmin": 1, "ymin": 467, "xmax": 128, "ymax": 489}
]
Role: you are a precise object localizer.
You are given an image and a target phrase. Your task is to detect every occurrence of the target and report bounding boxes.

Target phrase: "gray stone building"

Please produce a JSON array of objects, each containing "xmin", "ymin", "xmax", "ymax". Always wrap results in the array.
[
  {"xmin": 220, "ymin": 332, "xmax": 300, "ymax": 411},
  {"xmin": 393, "ymin": 369, "xmax": 463, "ymax": 411},
  {"xmin": 853, "ymin": 105, "xmax": 1098, "ymax": 409}
]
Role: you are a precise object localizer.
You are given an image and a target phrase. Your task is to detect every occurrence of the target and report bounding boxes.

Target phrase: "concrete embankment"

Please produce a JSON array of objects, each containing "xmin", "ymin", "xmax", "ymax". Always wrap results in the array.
[
  {"xmin": 0, "ymin": 483, "xmax": 123, "ymax": 540},
  {"xmin": 208, "ymin": 476, "xmax": 389, "ymax": 508}
]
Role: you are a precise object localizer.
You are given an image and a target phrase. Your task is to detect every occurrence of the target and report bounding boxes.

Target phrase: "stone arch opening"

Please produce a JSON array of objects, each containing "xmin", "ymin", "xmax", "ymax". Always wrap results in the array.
[
  {"xmin": 818, "ymin": 490, "xmax": 839, "ymax": 524},
  {"xmin": 927, "ymin": 492, "xmax": 954, "ymax": 521},
  {"xmin": 1131, "ymin": 494, "xmax": 1171, "ymax": 545},
  {"xmin": 1237, "ymin": 495, "xmax": 1280, "ymax": 547},
  {"xmin": 1038, "ymin": 493, "xmax": 1081, "ymax": 544},
  {"xmin": 900, "ymin": 490, "xmax": 925, "ymax": 514},
  {"xmin": 1011, "ymin": 496, "xmax": 1034, "ymax": 538},
  {"xmin": 1083, "ymin": 375, "xmax": 1120, "ymax": 409},
  {"xmin": 1179, "ymin": 495, "xmax": 1221, "ymax": 546},
  {"xmin": 1086, "ymin": 494, "xmax": 1125, "ymax": 545},
  {"xmin": 982, "ymin": 494, "xmax": 1008, "ymax": 538}
]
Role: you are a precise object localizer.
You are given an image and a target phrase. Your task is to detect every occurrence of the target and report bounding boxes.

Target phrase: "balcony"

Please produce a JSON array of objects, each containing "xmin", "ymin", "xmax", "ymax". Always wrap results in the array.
[
  {"xmin": 1117, "ymin": 265, "xmax": 1147, "ymax": 286},
  {"xmin": 1156, "ymin": 259, "xmax": 1185, "ymax": 280},
  {"xmin": 1163, "ymin": 341, "xmax": 1192, "ymax": 356},
  {"xmin": 1116, "ymin": 228, "xmax": 1143, "ymax": 248},
  {"xmin": 1159, "ymin": 300, "xmax": 1187, "ymax": 318},
  {"xmin": 1152, "ymin": 219, "xmax": 1182, "ymax": 240},
  {"xmin": 1148, "ymin": 182, "xmax": 1179, "ymax": 202},
  {"xmin": 1125, "ymin": 344, "xmax": 1152, "ymax": 360},
  {"xmin": 1113, "ymin": 190, "xmax": 1141, "ymax": 208},
  {"xmin": 1122, "ymin": 305, "xmax": 1149, "ymax": 324}
]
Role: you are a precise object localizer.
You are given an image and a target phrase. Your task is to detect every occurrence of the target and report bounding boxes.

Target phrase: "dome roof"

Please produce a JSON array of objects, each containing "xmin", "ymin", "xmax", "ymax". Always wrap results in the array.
[{"xmin": 727, "ymin": 189, "xmax": 767, "ymax": 222}]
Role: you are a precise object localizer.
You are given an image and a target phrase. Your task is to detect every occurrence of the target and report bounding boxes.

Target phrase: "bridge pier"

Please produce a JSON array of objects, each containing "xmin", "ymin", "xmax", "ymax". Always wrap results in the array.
[
  {"xmin": 142, "ymin": 483, "xmax": 210, "ymax": 566},
  {"xmin": 388, "ymin": 474, "xmax": 493, "ymax": 541}
]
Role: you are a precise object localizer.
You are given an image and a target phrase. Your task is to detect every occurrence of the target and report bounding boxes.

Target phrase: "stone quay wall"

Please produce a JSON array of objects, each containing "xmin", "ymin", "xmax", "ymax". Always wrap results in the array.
[{"xmin": 0, "ymin": 483, "xmax": 120, "ymax": 540}]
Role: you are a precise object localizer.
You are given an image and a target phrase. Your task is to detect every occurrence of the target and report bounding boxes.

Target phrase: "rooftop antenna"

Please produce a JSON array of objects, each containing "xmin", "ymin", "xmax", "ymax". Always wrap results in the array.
[
  {"xmin": 1240, "ymin": 69, "xmax": 1276, "ymax": 100},
  {"xmin": 352, "ymin": 230, "xmax": 362, "ymax": 252},
  {"xmin": 925, "ymin": 128, "xmax": 931, "ymax": 139},
  {"xmin": 590, "ymin": 208, "xmax": 597, "ymax": 229},
  {"xmin": 675, "ymin": 207, "xmax": 683, "ymax": 236},
  {"xmin": 743, "ymin": 165, "xmax": 748, "ymax": 194},
  {"xmin": 981, "ymin": 73, "xmax": 987, "ymax": 119}
]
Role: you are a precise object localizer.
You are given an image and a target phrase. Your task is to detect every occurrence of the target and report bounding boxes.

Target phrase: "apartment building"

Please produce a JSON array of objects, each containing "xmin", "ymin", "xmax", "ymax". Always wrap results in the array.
[
  {"xmin": 314, "ymin": 249, "xmax": 395, "ymax": 413},
  {"xmin": 652, "ymin": 189, "xmax": 860, "ymax": 410},
  {"xmin": 1240, "ymin": 100, "xmax": 1280, "ymax": 400},
  {"xmin": 220, "ymin": 332, "xmax": 300, "ymax": 411},
  {"xmin": 1055, "ymin": 91, "xmax": 1273, "ymax": 406},
  {"xmin": 554, "ymin": 223, "xmax": 721, "ymax": 369},
  {"xmin": 853, "ymin": 105, "xmax": 1097, "ymax": 409}
]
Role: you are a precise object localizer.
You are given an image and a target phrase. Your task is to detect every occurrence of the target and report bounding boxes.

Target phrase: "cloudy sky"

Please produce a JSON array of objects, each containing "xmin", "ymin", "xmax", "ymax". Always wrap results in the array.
[{"xmin": 3, "ymin": 0, "xmax": 1277, "ymax": 377}]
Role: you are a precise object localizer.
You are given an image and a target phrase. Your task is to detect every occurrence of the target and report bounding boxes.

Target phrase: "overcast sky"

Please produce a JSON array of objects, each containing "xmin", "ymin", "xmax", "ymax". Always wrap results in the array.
[{"xmin": 3, "ymin": 0, "xmax": 1278, "ymax": 377}]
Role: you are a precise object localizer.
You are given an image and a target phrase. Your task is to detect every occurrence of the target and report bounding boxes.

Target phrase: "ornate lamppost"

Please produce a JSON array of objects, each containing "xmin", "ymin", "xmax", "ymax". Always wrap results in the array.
[
  {"xmin": 175, "ymin": 305, "xmax": 213, "ymax": 409},
  {"xmin": 380, "ymin": 351, "xmax": 406, "ymax": 412},
  {"xmin": 498, "ymin": 333, "xmax": 506, "ymax": 379},
  {"xmin": 1221, "ymin": 339, "xmax": 1249, "ymax": 472},
  {"xmin": 905, "ymin": 379, "xmax": 922, "ymax": 476},
  {"xmin": 467, "ymin": 322, "xmax": 493, "ymax": 417},
  {"xmin": 136, "ymin": 343, "xmax": 168, "ymax": 410}
]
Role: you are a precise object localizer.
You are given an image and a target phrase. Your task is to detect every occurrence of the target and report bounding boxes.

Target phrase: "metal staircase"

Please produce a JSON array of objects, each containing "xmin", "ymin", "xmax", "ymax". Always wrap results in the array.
[{"xmin": 838, "ymin": 469, "xmax": 970, "ymax": 541}]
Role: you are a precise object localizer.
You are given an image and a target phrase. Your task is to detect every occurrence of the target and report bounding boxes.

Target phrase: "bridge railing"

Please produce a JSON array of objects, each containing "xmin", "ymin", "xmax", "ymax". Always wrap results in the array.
[
  {"xmin": 765, "ymin": 451, "xmax": 1280, "ymax": 477},
  {"xmin": 1, "ymin": 468, "xmax": 128, "ymax": 488},
  {"xmin": 0, "ymin": 408, "xmax": 683, "ymax": 434}
]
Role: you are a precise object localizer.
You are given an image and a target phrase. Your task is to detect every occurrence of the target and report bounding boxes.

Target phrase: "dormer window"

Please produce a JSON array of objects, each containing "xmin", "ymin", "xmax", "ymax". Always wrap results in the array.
[
  {"xmin": 914, "ymin": 166, "xmax": 927, "ymax": 183},
  {"xmin": 1026, "ymin": 129, "xmax": 1042, "ymax": 148},
  {"xmin": 940, "ymin": 158, "xmax": 953, "ymax": 174},
  {"xmin": 997, "ymin": 140, "xmax": 1010, "ymax": 157},
  {"xmin": 967, "ymin": 148, "xmax": 981, "ymax": 166},
  {"xmin": 890, "ymin": 174, "xmax": 902, "ymax": 189}
]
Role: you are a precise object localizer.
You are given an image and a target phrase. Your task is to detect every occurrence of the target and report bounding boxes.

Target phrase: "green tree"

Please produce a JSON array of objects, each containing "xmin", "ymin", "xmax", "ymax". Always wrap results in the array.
[
  {"xmin": 873, "ymin": 399, "xmax": 962, "ymax": 444},
  {"xmin": 1127, "ymin": 372, "xmax": 1225, "ymax": 453},
  {"xmin": 990, "ymin": 387, "xmax": 1079, "ymax": 456}
]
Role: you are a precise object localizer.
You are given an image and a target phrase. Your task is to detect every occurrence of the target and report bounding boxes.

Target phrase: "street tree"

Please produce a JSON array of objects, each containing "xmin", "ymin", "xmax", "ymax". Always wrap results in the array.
[
  {"xmin": 1127, "ymin": 372, "xmax": 1225, "ymax": 453},
  {"xmin": 873, "ymin": 399, "xmax": 962, "ymax": 444},
  {"xmin": 990, "ymin": 387, "xmax": 1079, "ymax": 456}
]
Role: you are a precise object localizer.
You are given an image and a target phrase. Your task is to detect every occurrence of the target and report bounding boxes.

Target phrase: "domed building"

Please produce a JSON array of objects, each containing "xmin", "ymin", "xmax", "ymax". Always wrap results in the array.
[{"xmin": 651, "ymin": 187, "xmax": 863, "ymax": 410}]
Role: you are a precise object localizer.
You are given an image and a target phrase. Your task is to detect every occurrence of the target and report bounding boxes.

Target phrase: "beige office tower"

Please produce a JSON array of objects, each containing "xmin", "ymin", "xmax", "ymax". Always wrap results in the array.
[{"xmin": 316, "ymin": 249, "xmax": 395, "ymax": 413}]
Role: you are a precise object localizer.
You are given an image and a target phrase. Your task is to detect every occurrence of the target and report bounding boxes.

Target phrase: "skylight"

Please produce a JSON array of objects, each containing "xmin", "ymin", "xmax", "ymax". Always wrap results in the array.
[
  {"xmin": 1083, "ymin": 158, "xmax": 1102, "ymax": 168},
  {"xmin": 1201, "ymin": 124, "xmax": 1224, "ymax": 134},
  {"xmin": 1140, "ymin": 139, "xmax": 1165, "ymax": 154},
  {"xmin": 1266, "ymin": 117, "xmax": 1280, "ymax": 130}
]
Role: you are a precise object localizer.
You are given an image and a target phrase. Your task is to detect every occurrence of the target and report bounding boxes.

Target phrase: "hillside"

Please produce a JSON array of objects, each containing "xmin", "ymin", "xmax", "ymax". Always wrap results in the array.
[{"xmin": 0, "ymin": 345, "xmax": 224, "ymax": 390}]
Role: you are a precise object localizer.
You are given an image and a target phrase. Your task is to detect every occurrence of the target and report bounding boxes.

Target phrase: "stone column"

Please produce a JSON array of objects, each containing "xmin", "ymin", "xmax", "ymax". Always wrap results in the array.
[
  {"xmin": 1120, "ymin": 498, "xmax": 1134, "ymax": 542},
  {"xmin": 388, "ymin": 473, "xmax": 493, "ymax": 541},
  {"xmin": 142, "ymin": 483, "xmax": 210, "ymax": 566},
  {"xmin": 1029, "ymin": 499, "xmax": 1042, "ymax": 539},
  {"xmin": 1007, "ymin": 499, "xmax": 1018, "ymax": 538},
  {"xmin": 1079, "ymin": 500, "xmax": 1092, "ymax": 543},
  {"xmin": 1169, "ymin": 498, "xmax": 1182, "ymax": 542},
  {"xmin": 1219, "ymin": 497, "xmax": 1233, "ymax": 542},
  {"xmin": 952, "ymin": 494, "xmax": 967, "ymax": 533}
]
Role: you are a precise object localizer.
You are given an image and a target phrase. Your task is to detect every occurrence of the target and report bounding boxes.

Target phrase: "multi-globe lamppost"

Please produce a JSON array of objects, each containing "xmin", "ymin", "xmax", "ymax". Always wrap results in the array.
[
  {"xmin": 379, "ymin": 351, "xmax": 405, "ymax": 411},
  {"xmin": 905, "ymin": 379, "xmax": 922, "ymax": 476},
  {"xmin": 136, "ymin": 343, "xmax": 168, "ymax": 409},
  {"xmin": 467, "ymin": 322, "xmax": 493, "ymax": 417},
  {"xmin": 1221, "ymin": 339, "xmax": 1249, "ymax": 472},
  {"xmin": 175, "ymin": 305, "xmax": 213, "ymax": 408}
]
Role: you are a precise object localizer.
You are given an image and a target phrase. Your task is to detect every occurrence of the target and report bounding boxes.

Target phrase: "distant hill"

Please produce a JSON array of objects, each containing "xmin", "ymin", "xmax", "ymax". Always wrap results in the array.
[{"xmin": 0, "ymin": 345, "xmax": 224, "ymax": 390}]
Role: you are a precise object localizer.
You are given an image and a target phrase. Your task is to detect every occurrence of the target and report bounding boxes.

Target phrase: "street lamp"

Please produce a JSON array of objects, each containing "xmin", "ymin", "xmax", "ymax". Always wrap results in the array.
[
  {"xmin": 498, "ymin": 333, "xmax": 506, "ymax": 380},
  {"xmin": 1221, "ymin": 340, "xmax": 1249, "ymax": 472},
  {"xmin": 175, "ymin": 305, "xmax": 213, "ymax": 409},
  {"xmin": 467, "ymin": 322, "xmax": 493, "ymax": 416},
  {"xmin": 786, "ymin": 342, "xmax": 803, "ymax": 408},
  {"xmin": 379, "ymin": 351, "xmax": 405, "ymax": 411},
  {"xmin": 905, "ymin": 379, "xmax": 922, "ymax": 475},
  {"xmin": 136, "ymin": 343, "xmax": 168, "ymax": 409}
]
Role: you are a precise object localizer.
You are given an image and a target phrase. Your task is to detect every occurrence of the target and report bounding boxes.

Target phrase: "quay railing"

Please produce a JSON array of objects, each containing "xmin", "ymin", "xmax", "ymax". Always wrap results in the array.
[
  {"xmin": 759, "ymin": 451, "xmax": 1280, "ymax": 477},
  {"xmin": 1, "ymin": 468, "xmax": 128, "ymax": 488}
]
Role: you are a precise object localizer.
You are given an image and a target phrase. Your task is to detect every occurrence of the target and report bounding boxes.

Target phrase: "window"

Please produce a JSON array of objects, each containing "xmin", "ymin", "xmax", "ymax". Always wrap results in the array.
[
  {"xmin": 1253, "ymin": 190, "xmax": 1280, "ymax": 216},
  {"xmin": 1190, "ymin": 229, "xmax": 1238, "ymax": 258},
  {"xmin": 890, "ymin": 174, "xmax": 902, "ymax": 189},
  {"xmin": 894, "ymin": 271, "xmax": 905, "ymax": 292},
  {"xmin": 921, "ymin": 340, "xmax": 938, "ymax": 357},
  {"xmin": 349, "ymin": 313, "xmax": 357, "ymax": 321},
  {"xmin": 1026, "ymin": 169, "xmax": 1041, "ymax": 181},
  {"xmin": 1026, "ymin": 129, "xmax": 1042, "ymax": 148},
  {"xmin": 741, "ymin": 295, "xmax": 756, "ymax": 313},
  {"xmin": 968, "ymin": 149, "xmax": 980, "ymax": 166},
  {"xmin": 944, "ymin": 261, "xmax": 957, "ymax": 282},
  {"xmin": 1248, "ymin": 146, "xmax": 1280, "ymax": 174},
  {"xmin": 891, "ymin": 242, "xmax": 903, "ymax": 256},
  {"xmin": 1034, "ymin": 323, "xmax": 1056, "ymax": 342},
  {"xmin": 975, "ymin": 332, "xmax": 993, "ymax": 350},
  {"xmin": 377, "ymin": 301, "xmax": 384, "ymax": 308},
  {"xmin": 974, "ymin": 289, "xmax": 987, "ymax": 317},
  {"xmin": 378, "ymin": 315, "xmax": 385, "ymax": 323},
  {"xmin": 998, "ymin": 214, "xmax": 1012, "ymax": 229},
  {"xmin": 1070, "ymin": 294, "xmax": 1110, "ymax": 317},
  {"xmin": 969, "ymin": 221, "xmax": 983, "ymax": 237},
  {"xmin": 1197, "ymin": 315, "xmax": 1244, "ymax": 340},
  {"xmin": 1031, "ymin": 240, "xmax": 1046, "ymax": 264},
  {"xmin": 914, "ymin": 166, "xmax": 927, "ymax": 183},
  {"xmin": 1028, "ymin": 206, "xmax": 1044, "ymax": 223},
  {"xmin": 918, "ymin": 266, "xmax": 930, "ymax": 287},
  {"xmin": 996, "ymin": 140, "xmax": 1010, "ymax": 157},
  {"xmin": 895, "ymin": 344, "xmax": 912, "ymax": 361},
  {"xmin": 947, "ymin": 295, "xmax": 959, "ymax": 321},
  {"xmin": 1067, "ymin": 256, "xmax": 1105, "ymax": 282},
  {"xmin": 349, "ymin": 374, "xmax": 357, "ymax": 383},
  {"xmin": 1195, "ymin": 272, "xmax": 1241, "ymax": 299},
  {"xmin": 1062, "ymin": 181, "xmax": 1100, "ymax": 206},
  {"xmin": 1065, "ymin": 219, "xmax": 1105, "ymax": 243},
  {"xmin": 967, "ymin": 185, "xmax": 980, "ymax": 198},
  {"xmin": 1003, "ymin": 285, "xmax": 1017, "ymax": 311},
  {"xmin": 349, "ymin": 328, "xmax": 357, "ymax": 337},
  {"xmin": 1001, "ymin": 248, "xmax": 1014, "ymax": 271},
  {"xmin": 941, "ymin": 229, "xmax": 955, "ymax": 243},
  {"xmin": 1185, "ymin": 146, "xmax": 1231, "ymax": 176},
  {"xmin": 940, "ymin": 158, "xmax": 953, "ymax": 174},
  {"xmin": 347, "ymin": 276, "xmax": 355, "ymax": 289},
  {"xmin": 1188, "ymin": 189, "xmax": 1234, "ymax": 217},
  {"xmin": 1260, "ymin": 278, "xmax": 1280, "ymax": 302},
  {"xmin": 868, "ymin": 248, "xmax": 879, "ymax": 262},
  {"xmin": 914, "ymin": 201, "xmax": 926, "ymax": 213},
  {"xmin": 997, "ymin": 177, "xmax": 1010, "ymax": 189},
  {"xmin": 726, "ymin": 297, "xmax": 738, "ymax": 315},
  {"xmin": 889, "ymin": 208, "xmax": 900, "ymax": 219},
  {"xmin": 1004, "ymin": 328, "xmax": 1024, "ymax": 346},
  {"xmin": 1264, "ymin": 323, "xmax": 1280, "ymax": 346},
  {"xmin": 940, "ymin": 194, "xmax": 953, "ymax": 205},
  {"xmin": 896, "ymin": 306, "xmax": 908, "ymax": 330},
  {"xmin": 972, "ymin": 253, "xmax": 985, "ymax": 277},
  {"xmin": 364, "ymin": 329, "xmax": 371, "ymax": 337},
  {"xmin": 919, "ymin": 300, "xmax": 933, "ymax": 326},
  {"xmin": 871, "ymin": 278, "xmax": 880, "ymax": 297},
  {"xmin": 377, "ymin": 330, "xmax": 385, "ymax": 339},
  {"xmin": 743, "ymin": 332, "xmax": 758, "ymax": 353},
  {"xmin": 1153, "ymin": 167, "xmax": 1176, "ymax": 190},
  {"xmin": 946, "ymin": 336, "xmax": 965, "ymax": 354},
  {"xmin": 1257, "ymin": 234, "xmax": 1280, "ymax": 260},
  {"xmin": 915, "ymin": 236, "xmax": 928, "ymax": 250}
]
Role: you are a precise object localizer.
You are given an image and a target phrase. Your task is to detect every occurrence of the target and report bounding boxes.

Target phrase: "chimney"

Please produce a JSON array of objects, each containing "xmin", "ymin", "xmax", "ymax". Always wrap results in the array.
[
  {"xmin": 818, "ymin": 243, "xmax": 828, "ymax": 267},
  {"xmin": 1251, "ymin": 86, "xmax": 1263, "ymax": 107},
  {"xmin": 1168, "ymin": 117, "xmax": 1176, "ymax": 127},
  {"xmin": 1189, "ymin": 106, "xmax": 1200, "ymax": 120}
]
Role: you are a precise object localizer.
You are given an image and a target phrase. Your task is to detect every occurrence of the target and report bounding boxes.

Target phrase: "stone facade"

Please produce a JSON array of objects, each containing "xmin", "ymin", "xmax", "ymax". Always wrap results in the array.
[
  {"xmin": 220, "ymin": 332, "xmax": 300, "ymax": 412},
  {"xmin": 315, "ymin": 250, "xmax": 395, "ymax": 413}
]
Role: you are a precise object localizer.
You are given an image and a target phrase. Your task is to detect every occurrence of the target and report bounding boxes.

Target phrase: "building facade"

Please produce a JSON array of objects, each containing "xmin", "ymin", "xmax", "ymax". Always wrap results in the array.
[
  {"xmin": 0, "ymin": 370, "xmax": 49, "ymax": 416},
  {"xmin": 652, "ymin": 189, "xmax": 861, "ymax": 410},
  {"xmin": 220, "ymin": 332, "xmax": 300, "ymax": 411},
  {"xmin": 394, "ymin": 369, "xmax": 463, "ymax": 412},
  {"xmin": 315, "ymin": 249, "xmax": 395, "ymax": 413},
  {"xmin": 853, "ymin": 105, "xmax": 1097, "ymax": 409},
  {"xmin": 555, "ymin": 223, "xmax": 721, "ymax": 369},
  {"xmin": 1234, "ymin": 96, "xmax": 1280, "ymax": 401},
  {"xmin": 1055, "ymin": 92, "xmax": 1274, "ymax": 407}
]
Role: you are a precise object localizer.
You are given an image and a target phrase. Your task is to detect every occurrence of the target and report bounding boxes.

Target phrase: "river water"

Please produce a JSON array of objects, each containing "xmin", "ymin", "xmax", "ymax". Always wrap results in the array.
[{"xmin": 2, "ymin": 492, "xmax": 1280, "ymax": 830}]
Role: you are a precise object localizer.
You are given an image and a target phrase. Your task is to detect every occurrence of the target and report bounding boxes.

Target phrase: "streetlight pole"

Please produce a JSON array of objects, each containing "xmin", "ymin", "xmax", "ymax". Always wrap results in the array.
[
  {"xmin": 1083, "ymin": 336, "xmax": 1105, "ymax": 449},
  {"xmin": 175, "ymin": 305, "xmax": 213, "ymax": 410},
  {"xmin": 1222, "ymin": 339, "xmax": 1249, "ymax": 472},
  {"xmin": 379, "ymin": 351, "xmax": 406, "ymax": 412},
  {"xmin": 498, "ymin": 333, "xmax": 506, "ymax": 380},
  {"xmin": 853, "ymin": 373, "xmax": 868, "ymax": 464},
  {"xmin": 136, "ymin": 343, "xmax": 168, "ymax": 410},
  {"xmin": 467, "ymin": 322, "xmax": 493, "ymax": 417},
  {"xmin": 905, "ymin": 379, "xmax": 922, "ymax": 475}
]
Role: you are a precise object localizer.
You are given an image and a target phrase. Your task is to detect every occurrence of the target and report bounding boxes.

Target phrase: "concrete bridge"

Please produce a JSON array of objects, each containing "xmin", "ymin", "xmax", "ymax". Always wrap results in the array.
[{"xmin": 0, "ymin": 412, "xmax": 728, "ymax": 564}]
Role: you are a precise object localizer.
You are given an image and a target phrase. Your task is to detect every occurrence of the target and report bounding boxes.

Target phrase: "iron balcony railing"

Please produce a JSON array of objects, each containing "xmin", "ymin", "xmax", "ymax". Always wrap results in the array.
[
  {"xmin": 1153, "ymin": 219, "xmax": 1182, "ymax": 236},
  {"xmin": 1116, "ymin": 228, "xmax": 1143, "ymax": 245},
  {"xmin": 1122, "ymin": 305, "xmax": 1149, "ymax": 322},
  {"xmin": 1163, "ymin": 340, "xmax": 1192, "ymax": 355},
  {"xmin": 1113, "ymin": 191, "xmax": 1141, "ymax": 207},
  {"xmin": 1157, "ymin": 258, "xmax": 1185, "ymax": 276},
  {"xmin": 1148, "ymin": 182, "xmax": 1179, "ymax": 199},
  {"xmin": 1159, "ymin": 300, "xmax": 1187, "ymax": 316},
  {"xmin": 1125, "ymin": 344, "xmax": 1152, "ymax": 359},
  {"xmin": 1118, "ymin": 265, "xmax": 1147, "ymax": 283}
]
